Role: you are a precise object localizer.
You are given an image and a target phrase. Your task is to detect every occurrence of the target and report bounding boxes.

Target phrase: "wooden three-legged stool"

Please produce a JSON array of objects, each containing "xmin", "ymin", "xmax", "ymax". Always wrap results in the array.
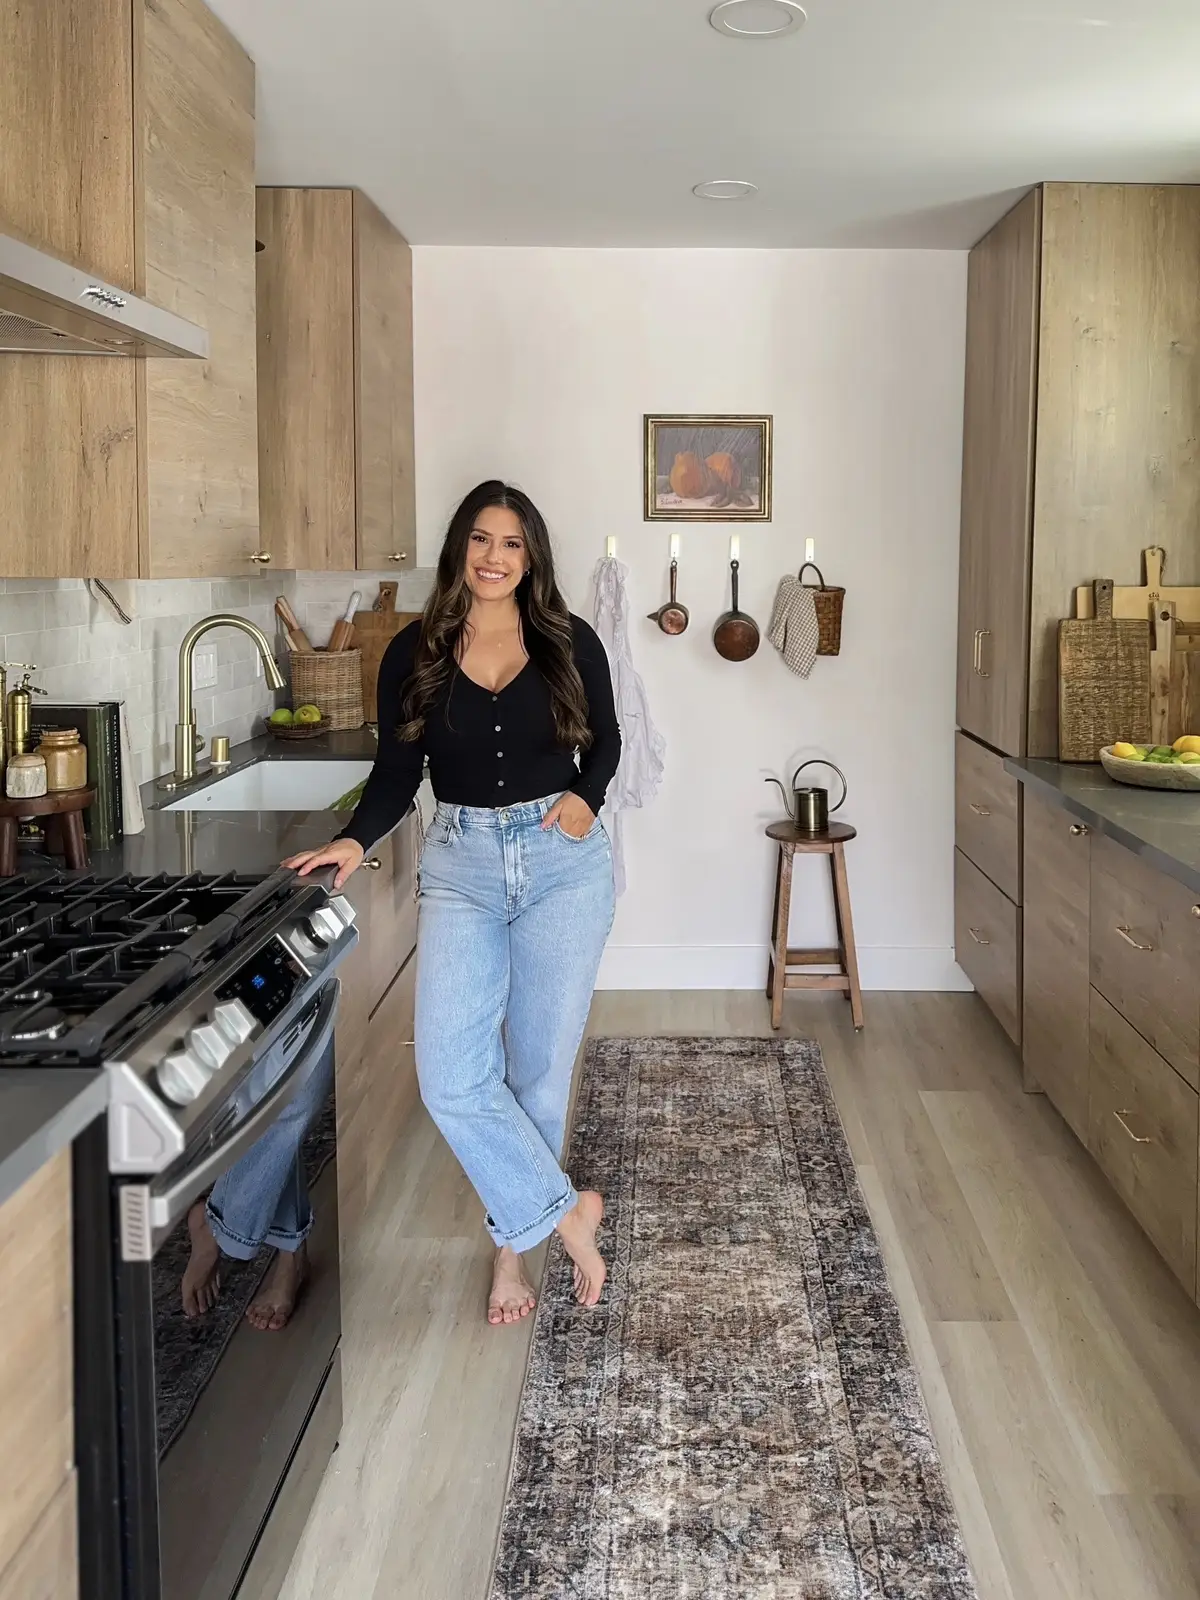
[{"xmin": 765, "ymin": 819, "xmax": 864, "ymax": 1031}]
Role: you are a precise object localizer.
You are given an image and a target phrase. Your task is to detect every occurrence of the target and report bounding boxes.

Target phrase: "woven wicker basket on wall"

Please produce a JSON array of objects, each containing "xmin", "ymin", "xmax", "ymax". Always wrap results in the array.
[
  {"xmin": 288, "ymin": 649, "xmax": 364, "ymax": 731},
  {"xmin": 798, "ymin": 563, "xmax": 845, "ymax": 657}
]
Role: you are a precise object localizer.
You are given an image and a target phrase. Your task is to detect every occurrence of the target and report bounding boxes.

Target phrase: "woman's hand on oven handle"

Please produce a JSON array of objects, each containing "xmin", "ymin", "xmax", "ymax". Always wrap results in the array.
[
  {"xmin": 542, "ymin": 793, "xmax": 596, "ymax": 839},
  {"xmin": 283, "ymin": 838, "xmax": 365, "ymax": 890}
]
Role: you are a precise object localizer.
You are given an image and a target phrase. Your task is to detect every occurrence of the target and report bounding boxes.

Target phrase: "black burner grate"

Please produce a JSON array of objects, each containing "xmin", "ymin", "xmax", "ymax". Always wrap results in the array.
[{"xmin": 0, "ymin": 869, "xmax": 297, "ymax": 1065}]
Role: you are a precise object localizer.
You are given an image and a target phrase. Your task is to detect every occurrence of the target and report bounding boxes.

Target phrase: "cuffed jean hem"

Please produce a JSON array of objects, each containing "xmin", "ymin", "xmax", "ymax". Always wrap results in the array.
[
  {"xmin": 487, "ymin": 1181, "xmax": 578, "ymax": 1251},
  {"xmin": 206, "ymin": 1202, "xmax": 313, "ymax": 1261}
]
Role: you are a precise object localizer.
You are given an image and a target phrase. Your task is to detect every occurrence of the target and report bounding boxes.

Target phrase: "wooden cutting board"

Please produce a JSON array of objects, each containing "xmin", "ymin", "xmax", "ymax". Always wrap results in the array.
[
  {"xmin": 1149, "ymin": 601, "xmax": 1200, "ymax": 745},
  {"xmin": 354, "ymin": 583, "xmax": 420, "ymax": 722},
  {"xmin": 1058, "ymin": 578, "xmax": 1151, "ymax": 761},
  {"xmin": 1074, "ymin": 546, "xmax": 1200, "ymax": 622}
]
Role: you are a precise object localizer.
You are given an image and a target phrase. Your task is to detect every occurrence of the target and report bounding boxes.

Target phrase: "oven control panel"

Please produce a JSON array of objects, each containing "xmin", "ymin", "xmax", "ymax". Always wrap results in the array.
[{"xmin": 217, "ymin": 937, "xmax": 308, "ymax": 1026}]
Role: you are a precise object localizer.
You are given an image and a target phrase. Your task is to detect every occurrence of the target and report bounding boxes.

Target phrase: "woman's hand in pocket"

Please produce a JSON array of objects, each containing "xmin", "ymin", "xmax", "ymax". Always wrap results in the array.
[
  {"xmin": 543, "ymin": 793, "xmax": 595, "ymax": 840},
  {"xmin": 282, "ymin": 838, "xmax": 364, "ymax": 889}
]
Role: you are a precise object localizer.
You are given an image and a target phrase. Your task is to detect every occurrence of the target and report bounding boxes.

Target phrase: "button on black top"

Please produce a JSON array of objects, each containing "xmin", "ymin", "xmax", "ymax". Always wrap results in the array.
[{"xmin": 339, "ymin": 615, "xmax": 621, "ymax": 849}]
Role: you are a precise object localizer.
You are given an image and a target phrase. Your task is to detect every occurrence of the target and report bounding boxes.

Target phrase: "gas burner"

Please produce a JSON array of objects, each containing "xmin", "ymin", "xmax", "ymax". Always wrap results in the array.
[
  {"xmin": 0, "ymin": 868, "xmax": 298, "ymax": 1066},
  {"xmin": 3, "ymin": 1009, "xmax": 68, "ymax": 1042}
]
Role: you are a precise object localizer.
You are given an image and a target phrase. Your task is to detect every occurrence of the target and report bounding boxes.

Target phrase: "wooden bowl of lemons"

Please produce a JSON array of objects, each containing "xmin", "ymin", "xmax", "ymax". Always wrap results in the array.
[{"xmin": 1100, "ymin": 737, "xmax": 1200, "ymax": 790}]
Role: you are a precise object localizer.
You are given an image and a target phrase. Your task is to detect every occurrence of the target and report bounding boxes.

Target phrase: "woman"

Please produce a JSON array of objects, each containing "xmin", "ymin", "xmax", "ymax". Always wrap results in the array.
[{"xmin": 285, "ymin": 481, "xmax": 620, "ymax": 1325}]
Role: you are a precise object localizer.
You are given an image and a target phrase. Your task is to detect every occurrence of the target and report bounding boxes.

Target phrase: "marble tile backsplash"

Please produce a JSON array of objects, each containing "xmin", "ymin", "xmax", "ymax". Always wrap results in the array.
[{"xmin": 0, "ymin": 570, "xmax": 432, "ymax": 788}]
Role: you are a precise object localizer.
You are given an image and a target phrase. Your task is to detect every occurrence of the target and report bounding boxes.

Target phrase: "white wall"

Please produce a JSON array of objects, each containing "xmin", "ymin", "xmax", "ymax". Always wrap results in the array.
[{"xmin": 413, "ymin": 247, "xmax": 969, "ymax": 991}]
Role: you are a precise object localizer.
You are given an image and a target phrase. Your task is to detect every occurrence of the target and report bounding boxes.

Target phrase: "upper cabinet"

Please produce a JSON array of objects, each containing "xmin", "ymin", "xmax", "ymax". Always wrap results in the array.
[
  {"xmin": 255, "ymin": 187, "xmax": 417, "ymax": 573},
  {"xmin": 0, "ymin": 0, "xmax": 260, "ymax": 580},
  {"xmin": 957, "ymin": 183, "xmax": 1200, "ymax": 759}
]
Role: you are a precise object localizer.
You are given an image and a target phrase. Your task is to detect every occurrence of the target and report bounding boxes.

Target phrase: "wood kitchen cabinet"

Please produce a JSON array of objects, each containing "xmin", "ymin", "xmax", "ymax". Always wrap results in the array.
[
  {"xmin": 0, "ymin": 1151, "xmax": 77, "ymax": 1600},
  {"xmin": 1022, "ymin": 792, "xmax": 1091, "ymax": 1140},
  {"xmin": 1016, "ymin": 781, "xmax": 1200, "ymax": 1304},
  {"xmin": 335, "ymin": 812, "xmax": 420, "ymax": 1243},
  {"xmin": 0, "ymin": 0, "xmax": 260, "ymax": 580},
  {"xmin": 957, "ymin": 183, "xmax": 1200, "ymax": 763},
  {"xmin": 255, "ymin": 187, "xmax": 416, "ymax": 573}
]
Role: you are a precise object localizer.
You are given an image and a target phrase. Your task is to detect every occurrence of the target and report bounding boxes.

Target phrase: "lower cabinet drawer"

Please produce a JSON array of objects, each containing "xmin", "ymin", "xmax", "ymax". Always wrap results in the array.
[
  {"xmin": 363, "ymin": 953, "xmax": 419, "ymax": 1204},
  {"xmin": 1090, "ymin": 833, "xmax": 1200, "ymax": 1089},
  {"xmin": 1089, "ymin": 989, "xmax": 1198, "ymax": 1295},
  {"xmin": 368, "ymin": 816, "xmax": 419, "ymax": 1014},
  {"xmin": 955, "ymin": 848, "xmax": 1021, "ymax": 1046},
  {"xmin": 955, "ymin": 732, "xmax": 1021, "ymax": 903}
]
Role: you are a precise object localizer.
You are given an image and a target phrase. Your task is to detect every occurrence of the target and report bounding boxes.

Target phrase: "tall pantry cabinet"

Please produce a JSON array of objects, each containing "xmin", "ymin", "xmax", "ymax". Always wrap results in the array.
[{"xmin": 954, "ymin": 182, "xmax": 1200, "ymax": 1046}]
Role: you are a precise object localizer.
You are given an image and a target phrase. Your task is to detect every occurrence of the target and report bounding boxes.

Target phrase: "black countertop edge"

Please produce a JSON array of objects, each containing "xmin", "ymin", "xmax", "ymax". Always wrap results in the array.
[
  {"xmin": 2, "ymin": 728, "xmax": 385, "ymax": 1208},
  {"xmin": 1006, "ymin": 757, "xmax": 1200, "ymax": 897},
  {"xmin": 0, "ymin": 1070, "xmax": 108, "ymax": 1211}
]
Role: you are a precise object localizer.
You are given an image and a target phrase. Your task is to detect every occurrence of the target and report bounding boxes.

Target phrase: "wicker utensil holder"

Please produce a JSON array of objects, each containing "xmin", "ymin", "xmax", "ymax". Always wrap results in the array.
[
  {"xmin": 288, "ymin": 649, "xmax": 364, "ymax": 730},
  {"xmin": 799, "ymin": 563, "xmax": 845, "ymax": 656}
]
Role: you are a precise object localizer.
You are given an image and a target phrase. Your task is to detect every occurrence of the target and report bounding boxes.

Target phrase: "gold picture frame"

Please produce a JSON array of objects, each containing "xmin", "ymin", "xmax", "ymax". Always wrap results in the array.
[{"xmin": 644, "ymin": 414, "xmax": 773, "ymax": 522}]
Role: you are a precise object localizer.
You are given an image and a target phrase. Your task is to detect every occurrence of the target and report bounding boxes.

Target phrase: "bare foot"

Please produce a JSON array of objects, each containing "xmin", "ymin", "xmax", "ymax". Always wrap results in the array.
[
  {"xmin": 488, "ymin": 1246, "xmax": 538, "ymax": 1326},
  {"xmin": 247, "ymin": 1244, "xmax": 308, "ymax": 1331},
  {"xmin": 555, "ymin": 1191, "xmax": 606, "ymax": 1307},
  {"xmin": 181, "ymin": 1203, "xmax": 222, "ymax": 1318}
]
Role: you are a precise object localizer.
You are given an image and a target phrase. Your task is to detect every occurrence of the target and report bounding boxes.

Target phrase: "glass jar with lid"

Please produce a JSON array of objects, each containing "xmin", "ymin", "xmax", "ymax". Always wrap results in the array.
[{"xmin": 39, "ymin": 728, "xmax": 88, "ymax": 792}]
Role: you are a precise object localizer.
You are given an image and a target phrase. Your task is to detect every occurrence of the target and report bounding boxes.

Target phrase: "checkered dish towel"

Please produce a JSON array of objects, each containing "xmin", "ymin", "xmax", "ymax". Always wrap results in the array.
[{"xmin": 767, "ymin": 576, "xmax": 820, "ymax": 678}]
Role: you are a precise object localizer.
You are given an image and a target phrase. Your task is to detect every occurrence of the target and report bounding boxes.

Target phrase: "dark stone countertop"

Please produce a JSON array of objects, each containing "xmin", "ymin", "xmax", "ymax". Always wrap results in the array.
[
  {"xmin": 0, "ymin": 727, "xmax": 380, "ymax": 1209},
  {"xmin": 1006, "ymin": 757, "xmax": 1200, "ymax": 896}
]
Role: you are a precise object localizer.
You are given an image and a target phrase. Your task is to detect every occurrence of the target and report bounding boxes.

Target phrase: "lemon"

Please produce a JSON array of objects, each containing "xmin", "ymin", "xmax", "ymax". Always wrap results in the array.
[
  {"xmin": 294, "ymin": 704, "xmax": 323, "ymax": 725},
  {"xmin": 1111, "ymin": 742, "xmax": 1144, "ymax": 761},
  {"xmin": 1173, "ymin": 735, "xmax": 1200, "ymax": 755},
  {"xmin": 1178, "ymin": 752, "xmax": 1200, "ymax": 765}
]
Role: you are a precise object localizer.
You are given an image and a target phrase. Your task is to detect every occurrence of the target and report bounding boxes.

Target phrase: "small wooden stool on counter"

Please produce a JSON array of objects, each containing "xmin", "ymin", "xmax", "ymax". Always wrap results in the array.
[
  {"xmin": 765, "ymin": 819, "xmax": 864, "ymax": 1032},
  {"xmin": 0, "ymin": 787, "xmax": 95, "ymax": 876}
]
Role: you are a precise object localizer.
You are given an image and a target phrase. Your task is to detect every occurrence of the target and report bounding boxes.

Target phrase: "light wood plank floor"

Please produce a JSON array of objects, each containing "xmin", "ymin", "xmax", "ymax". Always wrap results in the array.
[{"xmin": 278, "ymin": 992, "xmax": 1200, "ymax": 1600}]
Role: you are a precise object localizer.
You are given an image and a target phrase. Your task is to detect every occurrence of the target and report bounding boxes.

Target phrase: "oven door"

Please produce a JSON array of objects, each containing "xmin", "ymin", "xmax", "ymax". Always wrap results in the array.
[{"xmin": 112, "ymin": 978, "xmax": 343, "ymax": 1600}]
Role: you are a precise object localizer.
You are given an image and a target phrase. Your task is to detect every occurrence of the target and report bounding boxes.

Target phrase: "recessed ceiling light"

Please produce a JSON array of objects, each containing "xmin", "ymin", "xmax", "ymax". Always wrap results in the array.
[
  {"xmin": 709, "ymin": 0, "xmax": 806, "ymax": 39},
  {"xmin": 693, "ymin": 180, "xmax": 759, "ymax": 201}
]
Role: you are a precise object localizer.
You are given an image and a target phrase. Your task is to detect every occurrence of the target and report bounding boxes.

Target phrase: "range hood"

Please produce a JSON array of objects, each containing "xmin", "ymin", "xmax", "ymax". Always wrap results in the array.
[{"xmin": 0, "ymin": 232, "xmax": 208, "ymax": 358}]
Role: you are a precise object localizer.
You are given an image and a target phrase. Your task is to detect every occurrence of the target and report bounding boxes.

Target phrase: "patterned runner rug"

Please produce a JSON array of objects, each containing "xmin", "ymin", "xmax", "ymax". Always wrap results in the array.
[{"xmin": 489, "ymin": 1035, "xmax": 978, "ymax": 1600}]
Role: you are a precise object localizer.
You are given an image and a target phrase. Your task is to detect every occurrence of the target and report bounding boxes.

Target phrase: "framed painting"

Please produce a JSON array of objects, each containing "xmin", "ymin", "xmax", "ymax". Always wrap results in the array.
[{"xmin": 644, "ymin": 414, "xmax": 772, "ymax": 522}]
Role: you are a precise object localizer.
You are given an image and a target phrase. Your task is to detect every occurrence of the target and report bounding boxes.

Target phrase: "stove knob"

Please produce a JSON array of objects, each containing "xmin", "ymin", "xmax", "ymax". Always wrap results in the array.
[
  {"xmin": 306, "ymin": 906, "xmax": 343, "ymax": 946},
  {"xmin": 157, "ymin": 1049, "xmax": 212, "ymax": 1106},
  {"xmin": 189, "ymin": 1021, "xmax": 232, "ymax": 1071},
  {"xmin": 213, "ymin": 999, "xmax": 255, "ymax": 1045}
]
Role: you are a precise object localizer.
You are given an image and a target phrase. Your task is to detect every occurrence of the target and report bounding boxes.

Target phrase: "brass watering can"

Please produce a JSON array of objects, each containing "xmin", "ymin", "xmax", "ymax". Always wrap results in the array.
[{"xmin": 765, "ymin": 759, "xmax": 847, "ymax": 833}]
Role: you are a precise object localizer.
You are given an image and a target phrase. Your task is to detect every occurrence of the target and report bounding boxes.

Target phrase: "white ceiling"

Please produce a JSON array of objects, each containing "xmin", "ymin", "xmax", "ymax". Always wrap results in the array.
[{"xmin": 209, "ymin": 0, "xmax": 1200, "ymax": 248}]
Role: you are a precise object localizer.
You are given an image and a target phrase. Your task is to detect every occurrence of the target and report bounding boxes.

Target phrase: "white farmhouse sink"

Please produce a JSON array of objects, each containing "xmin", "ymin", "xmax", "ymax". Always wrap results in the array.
[{"xmin": 162, "ymin": 760, "xmax": 374, "ymax": 812}]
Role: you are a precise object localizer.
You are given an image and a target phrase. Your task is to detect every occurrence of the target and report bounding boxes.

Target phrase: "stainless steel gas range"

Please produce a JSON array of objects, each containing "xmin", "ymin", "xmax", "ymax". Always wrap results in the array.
[{"xmin": 0, "ymin": 865, "xmax": 358, "ymax": 1600}]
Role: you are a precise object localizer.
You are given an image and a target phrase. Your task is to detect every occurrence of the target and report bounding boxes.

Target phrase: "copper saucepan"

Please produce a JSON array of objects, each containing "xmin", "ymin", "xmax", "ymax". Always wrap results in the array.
[
  {"xmin": 647, "ymin": 559, "xmax": 689, "ymax": 635},
  {"xmin": 713, "ymin": 559, "xmax": 760, "ymax": 661}
]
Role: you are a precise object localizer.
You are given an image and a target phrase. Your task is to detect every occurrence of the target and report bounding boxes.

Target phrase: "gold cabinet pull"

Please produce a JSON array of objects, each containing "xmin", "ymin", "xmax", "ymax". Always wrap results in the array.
[
  {"xmin": 363, "ymin": 856, "xmax": 382, "ymax": 871},
  {"xmin": 969, "ymin": 803, "xmax": 991, "ymax": 817},
  {"xmin": 388, "ymin": 552, "xmax": 409, "ymax": 562},
  {"xmin": 1115, "ymin": 925, "xmax": 1153, "ymax": 952},
  {"xmin": 973, "ymin": 628, "xmax": 992, "ymax": 678},
  {"xmin": 249, "ymin": 550, "xmax": 272, "ymax": 564},
  {"xmin": 1114, "ymin": 1110, "xmax": 1152, "ymax": 1145},
  {"xmin": 1069, "ymin": 823, "xmax": 1088, "ymax": 837},
  {"xmin": 1192, "ymin": 905, "xmax": 1200, "ymax": 919},
  {"xmin": 967, "ymin": 927, "xmax": 990, "ymax": 945}
]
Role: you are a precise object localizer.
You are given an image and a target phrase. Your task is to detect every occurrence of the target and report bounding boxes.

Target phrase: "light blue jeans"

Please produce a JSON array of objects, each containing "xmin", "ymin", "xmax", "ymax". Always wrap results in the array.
[{"xmin": 415, "ymin": 795, "xmax": 615, "ymax": 1251}]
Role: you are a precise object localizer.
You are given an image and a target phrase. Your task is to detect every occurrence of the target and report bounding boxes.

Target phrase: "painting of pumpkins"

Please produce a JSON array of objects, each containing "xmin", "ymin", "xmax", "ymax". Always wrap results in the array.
[{"xmin": 644, "ymin": 414, "xmax": 772, "ymax": 521}]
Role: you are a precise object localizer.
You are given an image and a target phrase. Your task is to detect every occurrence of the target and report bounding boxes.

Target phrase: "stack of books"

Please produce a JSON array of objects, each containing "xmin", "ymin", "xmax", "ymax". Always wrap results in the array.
[{"xmin": 29, "ymin": 700, "xmax": 123, "ymax": 847}]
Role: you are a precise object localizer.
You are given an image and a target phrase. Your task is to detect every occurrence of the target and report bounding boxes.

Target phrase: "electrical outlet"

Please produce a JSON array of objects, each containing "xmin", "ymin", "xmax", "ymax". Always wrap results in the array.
[{"xmin": 193, "ymin": 646, "xmax": 218, "ymax": 691}]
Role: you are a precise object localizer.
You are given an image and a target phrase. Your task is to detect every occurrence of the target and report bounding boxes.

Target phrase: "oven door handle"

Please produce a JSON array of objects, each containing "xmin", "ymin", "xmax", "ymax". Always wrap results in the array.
[{"xmin": 119, "ymin": 978, "xmax": 340, "ymax": 1261}]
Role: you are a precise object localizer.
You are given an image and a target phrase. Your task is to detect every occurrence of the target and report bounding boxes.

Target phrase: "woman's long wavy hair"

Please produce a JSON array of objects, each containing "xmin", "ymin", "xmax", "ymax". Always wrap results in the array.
[{"xmin": 398, "ymin": 481, "xmax": 592, "ymax": 750}]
